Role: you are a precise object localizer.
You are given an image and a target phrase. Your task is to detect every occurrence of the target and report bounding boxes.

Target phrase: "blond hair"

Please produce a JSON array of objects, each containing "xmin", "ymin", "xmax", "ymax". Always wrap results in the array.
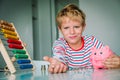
[{"xmin": 56, "ymin": 4, "xmax": 86, "ymax": 28}]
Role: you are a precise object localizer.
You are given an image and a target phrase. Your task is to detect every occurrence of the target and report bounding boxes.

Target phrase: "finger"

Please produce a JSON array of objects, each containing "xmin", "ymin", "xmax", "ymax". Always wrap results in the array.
[
  {"xmin": 104, "ymin": 59, "xmax": 116, "ymax": 65},
  {"xmin": 58, "ymin": 63, "xmax": 64, "ymax": 73},
  {"xmin": 110, "ymin": 54, "xmax": 118, "ymax": 58},
  {"xmin": 62, "ymin": 65, "xmax": 68, "ymax": 73},
  {"xmin": 43, "ymin": 56, "xmax": 53, "ymax": 63},
  {"xmin": 59, "ymin": 64, "xmax": 67, "ymax": 73},
  {"xmin": 48, "ymin": 64, "xmax": 55, "ymax": 73},
  {"xmin": 105, "ymin": 64, "xmax": 117, "ymax": 69},
  {"xmin": 104, "ymin": 61, "xmax": 120, "ymax": 69},
  {"xmin": 53, "ymin": 65, "xmax": 60, "ymax": 73},
  {"xmin": 48, "ymin": 67, "xmax": 54, "ymax": 73},
  {"xmin": 106, "ymin": 57, "xmax": 119, "ymax": 64},
  {"xmin": 105, "ymin": 58, "xmax": 112, "ymax": 62},
  {"xmin": 43, "ymin": 56, "xmax": 49, "ymax": 61},
  {"xmin": 107, "ymin": 54, "xmax": 116, "ymax": 59}
]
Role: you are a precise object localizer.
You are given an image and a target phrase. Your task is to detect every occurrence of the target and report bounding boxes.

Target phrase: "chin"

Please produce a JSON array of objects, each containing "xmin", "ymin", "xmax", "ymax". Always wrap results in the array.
[{"xmin": 68, "ymin": 41, "xmax": 77, "ymax": 44}]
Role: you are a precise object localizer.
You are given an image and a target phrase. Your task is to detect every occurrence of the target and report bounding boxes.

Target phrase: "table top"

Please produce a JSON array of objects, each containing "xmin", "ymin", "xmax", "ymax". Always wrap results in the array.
[{"xmin": 1, "ymin": 61, "xmax": 120, "ymax": 80}]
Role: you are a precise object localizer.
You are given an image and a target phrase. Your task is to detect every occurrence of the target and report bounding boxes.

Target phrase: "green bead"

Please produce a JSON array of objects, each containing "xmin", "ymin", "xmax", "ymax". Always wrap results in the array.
[
  {"xmin": 15, "ymin": 54, "xmax": 28, "ymax": 59},
  {"xmin": 12, "ymin": 49, "xmax": 26, "ymax": 54}
]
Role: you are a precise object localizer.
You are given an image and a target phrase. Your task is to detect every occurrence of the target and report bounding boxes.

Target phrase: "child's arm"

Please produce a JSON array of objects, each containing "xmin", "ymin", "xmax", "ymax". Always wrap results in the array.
[
  {"xmin": 43, "ymin": 56, "xmax": 68, "ymax": 73},
  {"xmin": 104, "ymin": 54, "xmax": 120, "ymax": 69}
]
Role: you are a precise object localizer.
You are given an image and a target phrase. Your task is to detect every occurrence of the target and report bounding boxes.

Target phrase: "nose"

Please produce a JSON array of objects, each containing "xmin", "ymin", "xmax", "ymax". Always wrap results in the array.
[{"xmin": 70, "ymin": 28, "xmax": 75, "ymax": 34}]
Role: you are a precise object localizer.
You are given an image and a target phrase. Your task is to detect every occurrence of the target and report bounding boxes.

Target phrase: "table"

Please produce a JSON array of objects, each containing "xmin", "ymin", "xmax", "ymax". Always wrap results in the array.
[{"xmin": 1, "ymin": 61, "xmax": 120, "ymax": 80}]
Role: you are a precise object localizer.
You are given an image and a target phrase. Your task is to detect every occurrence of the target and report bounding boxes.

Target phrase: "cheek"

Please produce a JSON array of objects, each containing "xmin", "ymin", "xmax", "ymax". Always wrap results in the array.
[
  {"xmin": 76, "ymin": 30, "xmax": 83, "ymax": 36},
  {"xmin": 61, "ymin": 30, "xmax": 67, "ymax": 36},
  {"xmin": 60, "ymin": 30, "xmax": 68, "ymax": 38},
  {"xmin": 77, "ymin": 28, "xmax": 84, "ymax": 33},
  {"xmin": 61, "ymin": 29, "xmax": 69, "ymax": 35}
]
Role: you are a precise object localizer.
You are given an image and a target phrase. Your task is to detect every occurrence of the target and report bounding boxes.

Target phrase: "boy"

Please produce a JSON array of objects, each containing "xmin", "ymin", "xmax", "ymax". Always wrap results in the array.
[{"xmin": 44, "ymin": 4, "xmax": 120, "ymax": 73}]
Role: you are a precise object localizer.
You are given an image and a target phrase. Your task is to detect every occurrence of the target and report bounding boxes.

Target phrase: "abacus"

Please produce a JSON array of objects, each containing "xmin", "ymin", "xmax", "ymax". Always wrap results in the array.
[{"xmin": 0, "ymin": 20, "xmax": 35, "ymax": 73}]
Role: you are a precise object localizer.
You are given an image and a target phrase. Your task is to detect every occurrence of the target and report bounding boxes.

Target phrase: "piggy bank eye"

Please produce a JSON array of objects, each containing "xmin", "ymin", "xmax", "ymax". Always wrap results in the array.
[
  {"xmin": 100, "ymin": 52, "xmax": 103, "ymax": 54},
  {"xmin": 94, "ymin": 53, "xmax": 96, "ymax": 55}
]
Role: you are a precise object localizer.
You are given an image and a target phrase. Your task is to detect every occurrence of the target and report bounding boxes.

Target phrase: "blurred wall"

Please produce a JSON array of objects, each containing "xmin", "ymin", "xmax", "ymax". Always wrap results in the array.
[
  {"xmin": 79, "ymin": 0, "xmax": 120, "ymax": 55},
  {"xmin": 0, "ymin": 0, "xmax": 33, "ymax": 58}
]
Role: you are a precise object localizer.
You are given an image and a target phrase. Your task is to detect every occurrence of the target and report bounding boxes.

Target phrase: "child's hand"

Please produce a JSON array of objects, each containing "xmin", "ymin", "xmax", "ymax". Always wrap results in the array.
[
  {"xmin": 43, "ymin": 56, "xmax": 68, "ymax": 73},
  {"xmin": 104, "ymin": 54, "xmax": 120, "ymax": 69}
]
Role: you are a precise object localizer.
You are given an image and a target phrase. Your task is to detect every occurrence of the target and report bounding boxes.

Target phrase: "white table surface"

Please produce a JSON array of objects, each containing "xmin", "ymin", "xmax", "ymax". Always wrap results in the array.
[{"xmin": 0, "ymin": 60, "xmax": 120, "ymax": 80}]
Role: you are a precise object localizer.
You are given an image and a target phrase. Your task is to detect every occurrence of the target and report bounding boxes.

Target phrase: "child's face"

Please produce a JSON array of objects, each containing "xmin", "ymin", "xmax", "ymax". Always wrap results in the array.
[{"xmin": 59, "ymin": 17, "xmax": 85, "ymax": 45}]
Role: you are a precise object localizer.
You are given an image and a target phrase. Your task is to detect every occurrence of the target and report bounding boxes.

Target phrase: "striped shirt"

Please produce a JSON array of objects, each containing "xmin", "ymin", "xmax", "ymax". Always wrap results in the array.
[{"xmin": 52, "ymin": 35, "xmax": 104, "ymax": 70}]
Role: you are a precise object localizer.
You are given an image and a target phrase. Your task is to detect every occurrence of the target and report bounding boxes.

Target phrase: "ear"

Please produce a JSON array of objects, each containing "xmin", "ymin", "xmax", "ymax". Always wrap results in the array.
[
  {"xmin": 82, "ymin": 23, "xmax": 86, "ymax": 32},
  {"xmin": 58, "ymin": 26, "xmax": 61, "ymax": 30},
  {"xmin": 58, "ymin": 26, "xmax": 62, "ymax": 33}
]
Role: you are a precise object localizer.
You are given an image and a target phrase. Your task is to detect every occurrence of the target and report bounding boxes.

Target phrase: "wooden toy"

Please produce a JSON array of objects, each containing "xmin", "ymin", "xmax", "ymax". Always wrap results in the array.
[{"xmin": 0, "ymin": 20, "xmax": 35, "ymax": 73}]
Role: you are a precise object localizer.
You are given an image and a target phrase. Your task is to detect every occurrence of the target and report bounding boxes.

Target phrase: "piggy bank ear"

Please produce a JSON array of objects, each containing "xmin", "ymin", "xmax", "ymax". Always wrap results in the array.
[
  {"xmin": 104, "ymin": 45, "xmax": 113, "ymax": 54},
  {"xmin": 103, "ymin": 45, "xmax": 110, "ymax": 51},
  {"xmin": 91, "ymin": 47, "xmax": 96, "ymax": 52},
  {"xmin": 104, "ymin": 45, "xmax": 110, "ymax": 49}
]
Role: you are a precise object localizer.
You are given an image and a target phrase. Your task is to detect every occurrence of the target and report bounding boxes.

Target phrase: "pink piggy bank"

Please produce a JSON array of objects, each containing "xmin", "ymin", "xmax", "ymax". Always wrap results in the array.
[{"xmin": 90, "ymin": 45, "xmax": 113, "ymax": 69}]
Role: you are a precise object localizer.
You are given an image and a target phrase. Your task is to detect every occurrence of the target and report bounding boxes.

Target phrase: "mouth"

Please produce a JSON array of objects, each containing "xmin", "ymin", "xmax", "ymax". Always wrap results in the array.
[{"xmin": 69, "ymin": 36, "xmax": 77, "ymax": 39}]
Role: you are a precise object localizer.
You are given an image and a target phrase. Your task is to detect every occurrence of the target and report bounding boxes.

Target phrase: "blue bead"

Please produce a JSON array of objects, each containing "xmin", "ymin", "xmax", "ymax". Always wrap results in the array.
[
  {"xmin": 20, "ymin": 64, "xmax": 33, "ymax": 69},
  {"xmin": 17, "ymin": 60, "xmax": 31, "ymax": 64}
]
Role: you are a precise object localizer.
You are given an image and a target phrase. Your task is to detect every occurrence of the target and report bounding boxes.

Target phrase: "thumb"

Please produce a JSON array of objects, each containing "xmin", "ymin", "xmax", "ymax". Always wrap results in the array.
[{"xmin": 43, "ymin": 56, "xmax": 52, "ymax": 63}]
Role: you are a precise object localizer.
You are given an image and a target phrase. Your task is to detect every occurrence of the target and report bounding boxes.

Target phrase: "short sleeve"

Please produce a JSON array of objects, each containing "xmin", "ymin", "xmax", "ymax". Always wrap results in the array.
[{"xmin": 52, "ymin": 39, "xmax": 67, "ymax": 64}]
